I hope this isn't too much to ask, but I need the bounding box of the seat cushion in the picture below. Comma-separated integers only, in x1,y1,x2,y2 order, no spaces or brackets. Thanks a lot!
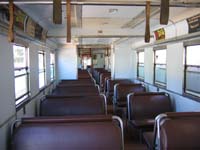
129,119,155,129
143,131,155,149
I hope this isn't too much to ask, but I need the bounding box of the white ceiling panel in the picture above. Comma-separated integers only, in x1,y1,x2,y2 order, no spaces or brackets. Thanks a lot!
13,1,200,45
81,38,118,45
82,18,131,29
82,5,144,18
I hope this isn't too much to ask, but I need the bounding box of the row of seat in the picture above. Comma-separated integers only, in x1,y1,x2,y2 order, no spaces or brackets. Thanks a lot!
11,68,200,150
11,70,124,150
11,115,124,150
90,68,110,88
91,68,200,150
91,68,172,131
143,112,200,150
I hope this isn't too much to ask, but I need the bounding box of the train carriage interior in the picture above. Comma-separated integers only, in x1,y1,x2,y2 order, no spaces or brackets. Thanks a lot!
0,0,200,150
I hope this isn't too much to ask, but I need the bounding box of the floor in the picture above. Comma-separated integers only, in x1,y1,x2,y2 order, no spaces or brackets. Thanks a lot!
108,105,147,150
124,131,147,150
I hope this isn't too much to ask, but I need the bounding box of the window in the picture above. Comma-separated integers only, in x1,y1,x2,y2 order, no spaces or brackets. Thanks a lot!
82,56,92,69
50,53,55,81
13,45,30,105
137,51,144,80
38,51,46,89
154,49,167,86
184,45,200,97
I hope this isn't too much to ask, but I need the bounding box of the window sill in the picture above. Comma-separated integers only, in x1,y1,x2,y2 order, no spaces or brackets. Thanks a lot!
16,82,55,112
183,93,200,102
154,82,166,89
39,85,47,92
137,77,144,82
16,96,31,111
51,79,56,83
136,78,200,103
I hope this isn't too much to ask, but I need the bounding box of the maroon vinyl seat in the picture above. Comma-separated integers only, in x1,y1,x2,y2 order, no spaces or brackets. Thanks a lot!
105,79,132,104
78,73,91,79
96,70,109,85
57,83,95,87
92,68,106,83
99,72,111,92
11,115,124,150
40,95,106,116
60,79,94,85
143,112,200,150
112,83,146,119
127,92,172,133
51,86,99,97
113,83,146,107
78,70,90,76
104,76,111,92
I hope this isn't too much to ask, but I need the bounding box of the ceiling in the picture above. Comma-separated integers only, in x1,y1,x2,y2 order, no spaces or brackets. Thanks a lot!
10,0,200,46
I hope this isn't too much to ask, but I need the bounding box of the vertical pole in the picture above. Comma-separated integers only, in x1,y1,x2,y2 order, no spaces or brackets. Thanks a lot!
8,0,14,42
145,1,150,43
66,0,71,43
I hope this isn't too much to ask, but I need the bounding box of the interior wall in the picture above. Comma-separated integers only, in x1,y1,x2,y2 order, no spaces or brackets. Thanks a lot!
93,53,105,68
132,41,200,112
144,47,154,84
166,43,184,94
91,50,105,69
111,44,115,78
113,43,133,79
45,49,51,85
132,50,137,79
29,43,39,96
0,35,15,126
0,35,16,150
104,56,111,71
56,44,78,80
0,34,57,150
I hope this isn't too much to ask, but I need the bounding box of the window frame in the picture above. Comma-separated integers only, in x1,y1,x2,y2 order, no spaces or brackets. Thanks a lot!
38,51,46,89
137,50,145,81
184,44,200,98
153,47,167,87
13,44,30,105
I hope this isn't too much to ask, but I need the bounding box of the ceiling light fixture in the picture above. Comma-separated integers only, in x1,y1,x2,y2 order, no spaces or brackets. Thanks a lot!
102,22,108,25
98,30,103,33
109,8,118,14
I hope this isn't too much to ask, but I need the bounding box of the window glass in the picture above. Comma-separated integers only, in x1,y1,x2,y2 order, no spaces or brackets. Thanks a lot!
185,45,200,97
154,49,166,86
138,52,144,63
13,45,29,105
38,51,46,88
155,50,166,64
187,45,200,66
50,53,55,64
137,51,145,79
14,46,26,68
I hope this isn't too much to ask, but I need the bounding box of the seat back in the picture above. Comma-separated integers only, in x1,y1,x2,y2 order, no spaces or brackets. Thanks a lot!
11,116,124,150
106,79,132,96
92,68,105,83
60,79,94,85
156,112,200,150
51,86,99,97
114,84,146,105
99,72,111,89
128,92,172,121
57,83,95,87
78,70,91,79
40,96,106,116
